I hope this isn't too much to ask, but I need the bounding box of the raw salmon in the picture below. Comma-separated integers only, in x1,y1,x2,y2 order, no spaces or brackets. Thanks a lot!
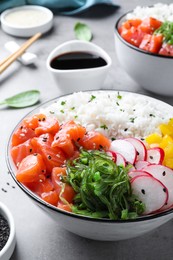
79,131,111,150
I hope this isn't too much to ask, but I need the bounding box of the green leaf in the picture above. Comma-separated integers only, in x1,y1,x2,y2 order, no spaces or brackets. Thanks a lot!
74,22,92,42
0,90,40,108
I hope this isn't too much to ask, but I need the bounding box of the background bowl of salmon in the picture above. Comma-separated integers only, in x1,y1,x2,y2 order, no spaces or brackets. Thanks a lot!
114,11,173,96
6,92,173,241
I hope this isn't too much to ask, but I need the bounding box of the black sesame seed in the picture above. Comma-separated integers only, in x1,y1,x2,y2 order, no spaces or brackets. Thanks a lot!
141,189,145,195
29,148,32,153
163,188,166,193
162,171,166,176
149,156,153,160
1,188,7,193
48,155,51,160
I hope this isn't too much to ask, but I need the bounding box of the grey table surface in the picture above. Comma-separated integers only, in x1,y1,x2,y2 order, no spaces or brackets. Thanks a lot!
1,0,173,259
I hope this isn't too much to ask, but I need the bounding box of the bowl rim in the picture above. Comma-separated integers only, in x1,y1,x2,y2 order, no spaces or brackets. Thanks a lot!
6,89,173,223
114,9,173,59
0,201,16,258
46,40,112,74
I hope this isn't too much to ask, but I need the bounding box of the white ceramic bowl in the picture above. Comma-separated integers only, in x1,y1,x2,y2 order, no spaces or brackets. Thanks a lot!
1,5,53,37
114,12,173,96
0,202,16,260
6,90,173,241
46,40,112,94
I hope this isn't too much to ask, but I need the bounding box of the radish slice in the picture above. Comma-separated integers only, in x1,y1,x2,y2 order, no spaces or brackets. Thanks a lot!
106,150,117,162
106,150,126,167
128,164,136,172
110,140,137,164
131,175,168,214
147,148,165,164
116,153,126,167
135,160,151,170
143,164,173,209
125,137,147,161
128,170,152,179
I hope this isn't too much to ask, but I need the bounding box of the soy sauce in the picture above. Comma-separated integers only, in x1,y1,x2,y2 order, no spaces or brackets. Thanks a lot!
50,51,107,70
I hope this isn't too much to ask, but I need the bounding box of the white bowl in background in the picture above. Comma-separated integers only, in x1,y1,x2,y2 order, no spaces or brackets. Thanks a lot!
0,202,16,260
114,12,173,96
1,5,53,37
46,40,112,94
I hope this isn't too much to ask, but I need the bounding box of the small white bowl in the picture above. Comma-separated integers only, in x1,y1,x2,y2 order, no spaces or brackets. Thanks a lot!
1,5,53,37
0,202,16,260
46,40,112,94
114,12,173,96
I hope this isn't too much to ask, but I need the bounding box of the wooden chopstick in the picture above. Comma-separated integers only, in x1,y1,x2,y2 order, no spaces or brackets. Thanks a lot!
0,32,42,74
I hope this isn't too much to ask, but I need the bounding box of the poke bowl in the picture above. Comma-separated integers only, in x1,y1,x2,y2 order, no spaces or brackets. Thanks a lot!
6,90,173,241
114,3,173,96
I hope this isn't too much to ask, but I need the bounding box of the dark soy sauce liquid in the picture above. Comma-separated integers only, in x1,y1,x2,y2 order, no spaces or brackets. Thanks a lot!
50,51,107,70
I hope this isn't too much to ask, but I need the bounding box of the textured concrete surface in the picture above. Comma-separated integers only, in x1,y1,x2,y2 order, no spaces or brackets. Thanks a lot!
1,0,173,259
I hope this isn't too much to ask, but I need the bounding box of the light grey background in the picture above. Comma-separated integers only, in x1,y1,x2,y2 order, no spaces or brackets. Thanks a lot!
1,1,173,259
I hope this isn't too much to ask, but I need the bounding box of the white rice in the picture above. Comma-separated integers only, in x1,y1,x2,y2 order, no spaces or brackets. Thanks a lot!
41,91,172,139
126,3,173,22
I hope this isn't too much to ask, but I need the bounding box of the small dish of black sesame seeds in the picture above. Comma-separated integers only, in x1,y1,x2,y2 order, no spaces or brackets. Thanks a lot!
0,202,16,260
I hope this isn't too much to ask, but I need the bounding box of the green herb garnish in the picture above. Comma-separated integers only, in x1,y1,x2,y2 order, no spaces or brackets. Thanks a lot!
129,117,136,123
100,124,108,130
89,95,96,102
155,21,173,45
49,111,55,114
63,150,145,220
74,22,93,42
60,109,64,113
61,101,66,106
117,92,122,100
0,90,40,108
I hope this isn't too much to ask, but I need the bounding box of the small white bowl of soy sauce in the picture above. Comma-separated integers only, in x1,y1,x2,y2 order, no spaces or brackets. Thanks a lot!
46,40,112,94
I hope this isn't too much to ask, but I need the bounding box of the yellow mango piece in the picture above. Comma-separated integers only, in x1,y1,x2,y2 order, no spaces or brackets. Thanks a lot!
159,135,173,149
150,143,160,148
164,158,173,169
159,124,173,136
145,133,162,145
168,118,173,127
164,144,173,159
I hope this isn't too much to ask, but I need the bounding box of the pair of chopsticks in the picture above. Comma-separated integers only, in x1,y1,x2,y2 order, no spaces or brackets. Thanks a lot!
0,32,42,74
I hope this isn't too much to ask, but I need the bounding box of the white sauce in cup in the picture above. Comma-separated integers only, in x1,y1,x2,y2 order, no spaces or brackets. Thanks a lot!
4,9,50,28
